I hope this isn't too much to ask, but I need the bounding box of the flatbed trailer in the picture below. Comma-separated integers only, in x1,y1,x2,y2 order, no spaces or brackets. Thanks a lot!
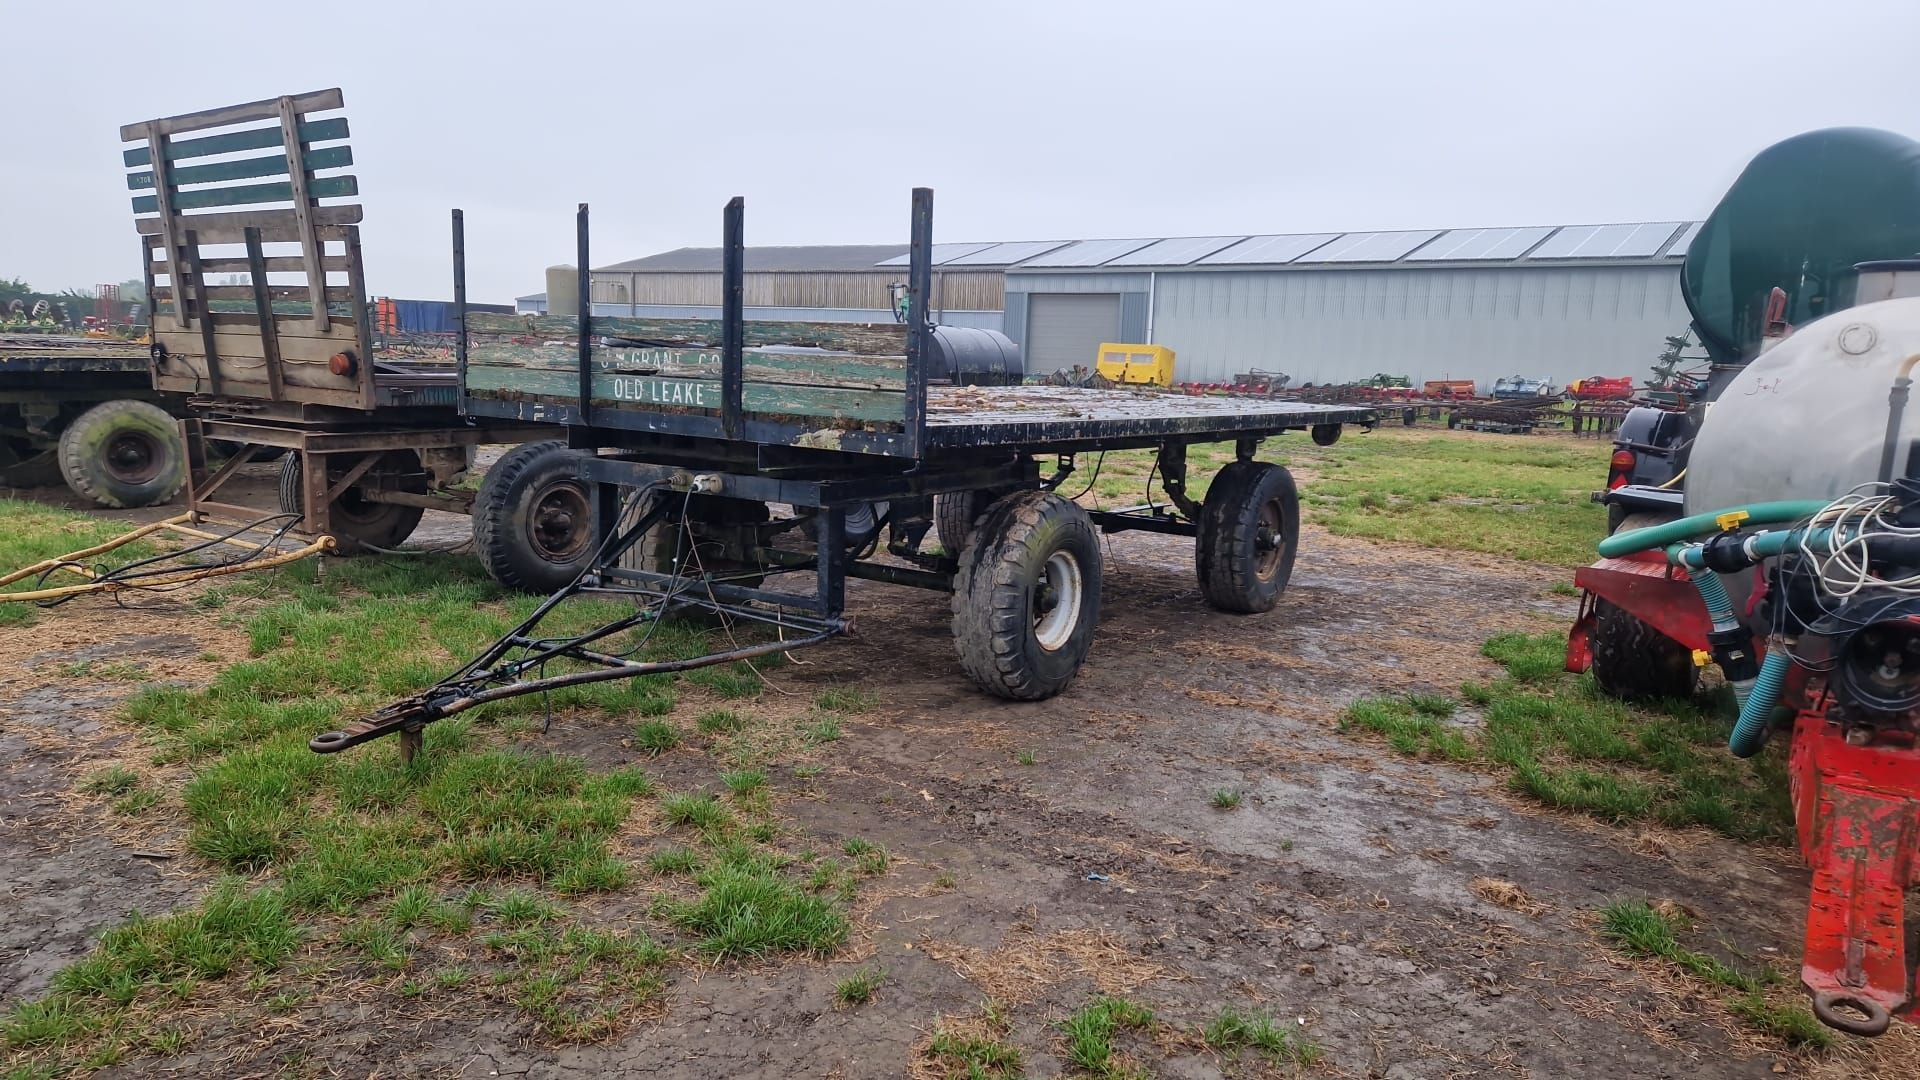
119,87,1378,756
312,181,1375,756
0,335,191,507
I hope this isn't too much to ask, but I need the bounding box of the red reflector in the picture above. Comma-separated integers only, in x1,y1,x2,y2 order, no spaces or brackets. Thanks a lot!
1610,450,1636,470
1607,475,1628,490
329,351,358,377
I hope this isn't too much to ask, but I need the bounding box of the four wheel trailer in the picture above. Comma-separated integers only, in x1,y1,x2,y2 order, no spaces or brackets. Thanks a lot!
120,89,1378,758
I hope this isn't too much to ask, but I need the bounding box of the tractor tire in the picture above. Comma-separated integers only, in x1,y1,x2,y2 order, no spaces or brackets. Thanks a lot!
1195,461,1299,614
951,490,1102,701
1589,510,1696,700
472,441,596,593
278,449,426,554
56,400,185,509
1590,599,1698,701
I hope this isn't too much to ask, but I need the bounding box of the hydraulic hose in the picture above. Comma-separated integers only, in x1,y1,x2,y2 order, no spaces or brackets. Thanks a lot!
1730,648,1793,758
1690,566,1737,624
1598,500,1832,558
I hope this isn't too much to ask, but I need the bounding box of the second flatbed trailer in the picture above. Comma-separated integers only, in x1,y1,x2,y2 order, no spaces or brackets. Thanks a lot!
311,185,1376,755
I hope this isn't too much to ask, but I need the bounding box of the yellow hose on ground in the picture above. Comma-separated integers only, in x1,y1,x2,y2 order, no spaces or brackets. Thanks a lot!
0,513,195,587
0,535,335,602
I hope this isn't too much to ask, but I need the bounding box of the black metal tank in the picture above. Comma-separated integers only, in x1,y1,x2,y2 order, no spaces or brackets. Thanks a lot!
928,326,1023,386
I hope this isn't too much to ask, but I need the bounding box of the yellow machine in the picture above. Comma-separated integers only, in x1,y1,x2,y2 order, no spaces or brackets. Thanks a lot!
1094,343,1175,387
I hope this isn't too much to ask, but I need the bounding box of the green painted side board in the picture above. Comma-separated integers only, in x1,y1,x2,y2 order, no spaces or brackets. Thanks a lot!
128,145,353,191
468,311,907,358
130,174,357,214
123,117,350,167
468,339,905,391
465,363,907,427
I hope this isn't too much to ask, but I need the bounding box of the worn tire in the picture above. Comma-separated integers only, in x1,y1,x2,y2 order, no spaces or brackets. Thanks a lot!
1195,461,1299,614
951,490,1102,701
934,490,990,555
472,441,596,592
1590,599,1698,701
278,449,426,554
56,400,185,508
1589,511,1696,700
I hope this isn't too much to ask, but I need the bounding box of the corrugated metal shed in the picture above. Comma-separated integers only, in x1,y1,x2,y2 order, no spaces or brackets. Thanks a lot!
1141,264,1686,387
998,220,1701,388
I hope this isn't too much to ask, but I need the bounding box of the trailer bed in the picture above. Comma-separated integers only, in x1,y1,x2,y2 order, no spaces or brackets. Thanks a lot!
0,336,147,375
921,385,1372,449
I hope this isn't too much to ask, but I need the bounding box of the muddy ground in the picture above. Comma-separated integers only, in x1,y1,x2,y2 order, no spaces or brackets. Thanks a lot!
2,468,1915,1079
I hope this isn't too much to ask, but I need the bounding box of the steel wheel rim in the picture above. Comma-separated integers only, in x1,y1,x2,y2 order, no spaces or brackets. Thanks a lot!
530,481,592,561
104,431,163,484
1033,550,1083,652
1253,500,1285,581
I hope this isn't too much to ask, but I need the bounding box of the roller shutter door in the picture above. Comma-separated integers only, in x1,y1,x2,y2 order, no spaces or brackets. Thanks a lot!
1025,293,1121,375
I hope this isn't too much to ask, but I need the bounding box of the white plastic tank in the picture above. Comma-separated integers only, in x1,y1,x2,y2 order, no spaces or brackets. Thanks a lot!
545,265,579,319
1686,292,1920,516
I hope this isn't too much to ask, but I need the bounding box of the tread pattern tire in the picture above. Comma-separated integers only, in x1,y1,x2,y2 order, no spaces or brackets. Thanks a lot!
951,490,1102,701
278,450,426,554
1589,510,1697,700
1590,598,1698,701
1195,461,1299,614
934,491,985,554
56,400,185,509
472,441,596,592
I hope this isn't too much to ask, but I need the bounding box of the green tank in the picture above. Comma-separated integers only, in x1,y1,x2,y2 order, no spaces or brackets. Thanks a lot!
1684,127,1920,363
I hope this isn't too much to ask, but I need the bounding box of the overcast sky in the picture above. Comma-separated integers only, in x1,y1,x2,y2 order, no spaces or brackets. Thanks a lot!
4,0,1917,303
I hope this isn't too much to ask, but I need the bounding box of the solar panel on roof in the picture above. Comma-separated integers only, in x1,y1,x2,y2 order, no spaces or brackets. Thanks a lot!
1022,238,1161,267
1528,222,1684,260
1103,236,1248,266
1295,230,1441,263
1663,221,1704,258
1197,233,1340,265
1413,226,1553,262
944,240,1072,266
874,242,997,267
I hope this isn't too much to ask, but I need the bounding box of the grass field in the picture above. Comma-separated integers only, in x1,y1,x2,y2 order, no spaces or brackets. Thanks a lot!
2,549,880,1075
1341,633,1793,844
1073,426,1612,566
0,424,1819,1075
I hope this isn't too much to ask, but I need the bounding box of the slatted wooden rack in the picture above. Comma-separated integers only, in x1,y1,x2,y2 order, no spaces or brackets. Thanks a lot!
122,89,379,411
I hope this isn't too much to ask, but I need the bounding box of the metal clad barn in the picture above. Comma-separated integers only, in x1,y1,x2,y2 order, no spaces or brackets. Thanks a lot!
1004,222,1698,385
583,221,1700,390
589,244,1015,329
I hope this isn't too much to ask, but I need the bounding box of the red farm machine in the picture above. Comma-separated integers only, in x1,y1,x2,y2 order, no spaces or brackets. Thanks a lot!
1568,127,1920,1037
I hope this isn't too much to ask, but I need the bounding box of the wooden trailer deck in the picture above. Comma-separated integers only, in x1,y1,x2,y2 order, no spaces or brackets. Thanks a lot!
1,336,148,374
920,385,1374,449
